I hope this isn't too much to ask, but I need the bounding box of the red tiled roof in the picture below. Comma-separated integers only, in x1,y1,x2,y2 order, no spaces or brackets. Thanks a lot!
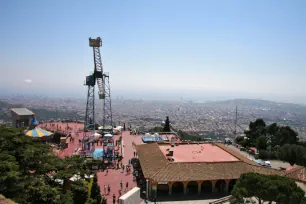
136,143,169,178
136,143,285,182
214,143,259,166
152,162,250,182
158,143,240,163
284,166,306,182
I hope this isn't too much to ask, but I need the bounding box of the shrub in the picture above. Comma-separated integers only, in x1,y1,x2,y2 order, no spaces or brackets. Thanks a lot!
258,150,278,160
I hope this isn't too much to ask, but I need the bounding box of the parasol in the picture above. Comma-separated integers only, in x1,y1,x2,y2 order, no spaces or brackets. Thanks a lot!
25,126,53,137
24,115,53,137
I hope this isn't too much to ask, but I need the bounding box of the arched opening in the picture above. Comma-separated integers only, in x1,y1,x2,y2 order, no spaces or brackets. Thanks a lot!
157,184,169,196
172,182,184,194
201,181,212,193
215,180,226,193
186,181,198,194
228,179,236,193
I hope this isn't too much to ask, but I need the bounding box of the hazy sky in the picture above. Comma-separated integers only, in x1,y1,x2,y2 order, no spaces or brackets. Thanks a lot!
1,0,306,103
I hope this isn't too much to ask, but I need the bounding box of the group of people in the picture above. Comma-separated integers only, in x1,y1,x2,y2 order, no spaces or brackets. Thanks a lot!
103,178,130,203
121,163,132,174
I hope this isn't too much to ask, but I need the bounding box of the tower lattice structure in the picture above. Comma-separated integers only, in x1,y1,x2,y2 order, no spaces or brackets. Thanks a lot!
82,37,113,156
102,72,113,135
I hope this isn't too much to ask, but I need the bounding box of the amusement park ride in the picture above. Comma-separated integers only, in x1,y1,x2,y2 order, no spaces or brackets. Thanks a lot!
82,37,114,157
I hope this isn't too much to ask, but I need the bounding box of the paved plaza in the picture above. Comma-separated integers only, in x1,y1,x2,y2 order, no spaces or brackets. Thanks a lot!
97,131,144,203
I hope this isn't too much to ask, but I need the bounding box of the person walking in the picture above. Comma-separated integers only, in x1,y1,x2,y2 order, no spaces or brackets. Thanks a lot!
104,185,106,194
112,194,116,204
108,184,111,195
120,180,123,190
125,182,129,191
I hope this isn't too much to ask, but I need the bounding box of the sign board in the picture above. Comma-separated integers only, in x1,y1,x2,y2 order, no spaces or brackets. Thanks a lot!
158,182,168,185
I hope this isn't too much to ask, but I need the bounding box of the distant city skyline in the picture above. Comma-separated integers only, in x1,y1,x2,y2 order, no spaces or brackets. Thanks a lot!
1,88,306,105
1,0,305,104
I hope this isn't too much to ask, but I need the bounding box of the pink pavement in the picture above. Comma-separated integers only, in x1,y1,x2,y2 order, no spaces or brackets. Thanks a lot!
40,122,145,203
39,122,112,158
97,131,144,203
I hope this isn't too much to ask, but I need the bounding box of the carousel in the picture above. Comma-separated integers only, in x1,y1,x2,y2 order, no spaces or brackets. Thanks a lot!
24,115,53,140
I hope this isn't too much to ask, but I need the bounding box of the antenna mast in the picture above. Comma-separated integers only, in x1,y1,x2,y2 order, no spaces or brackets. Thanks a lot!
234,105,238,138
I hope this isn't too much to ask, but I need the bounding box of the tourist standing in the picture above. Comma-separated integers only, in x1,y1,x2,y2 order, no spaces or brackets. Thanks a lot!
108,184,111,194
113,194,116,204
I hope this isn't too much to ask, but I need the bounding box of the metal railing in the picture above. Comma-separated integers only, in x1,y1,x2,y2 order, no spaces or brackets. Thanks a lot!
209,195,232,204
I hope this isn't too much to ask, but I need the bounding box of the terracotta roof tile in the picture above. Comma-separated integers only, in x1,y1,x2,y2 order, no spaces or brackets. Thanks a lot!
136,143,289,182
214,143,259,166
152,162,251,182
136,143,168,178
249,165,284,176
285,166,306,182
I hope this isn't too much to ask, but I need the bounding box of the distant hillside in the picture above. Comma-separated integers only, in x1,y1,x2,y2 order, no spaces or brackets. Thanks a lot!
0,100,22,109
0,100,82,123
204,99,306,115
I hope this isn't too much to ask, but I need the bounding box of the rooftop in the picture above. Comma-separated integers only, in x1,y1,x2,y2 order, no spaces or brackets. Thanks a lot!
10,108,34,116
136,143,284,182
159,143,239,163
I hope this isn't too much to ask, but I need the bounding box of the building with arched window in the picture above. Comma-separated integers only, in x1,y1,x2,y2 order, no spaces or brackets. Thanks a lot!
136,142,285,198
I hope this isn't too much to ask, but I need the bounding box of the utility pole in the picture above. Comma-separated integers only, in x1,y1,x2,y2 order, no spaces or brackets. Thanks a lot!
234,105,238,138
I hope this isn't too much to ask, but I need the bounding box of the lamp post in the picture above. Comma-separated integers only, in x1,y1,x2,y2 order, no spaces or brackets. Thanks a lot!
146,179,149,200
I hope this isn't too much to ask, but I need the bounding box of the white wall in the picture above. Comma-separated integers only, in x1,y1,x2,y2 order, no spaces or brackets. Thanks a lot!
296,181,306,196
119,187,141,204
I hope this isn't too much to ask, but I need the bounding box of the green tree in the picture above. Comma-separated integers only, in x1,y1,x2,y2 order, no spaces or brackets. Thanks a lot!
54,155,88,192
275,126,299,146
256,136,268,150
234,136,244,144
24,177,61,204
231,173,305,204
0,125,93,203
71,181,88,204
278,144,305,166
266,123,279,148
0,154,21,198
60,192,74,204
102,198,107,204
90,174,102,204
244,119,266,146
163,116,171,132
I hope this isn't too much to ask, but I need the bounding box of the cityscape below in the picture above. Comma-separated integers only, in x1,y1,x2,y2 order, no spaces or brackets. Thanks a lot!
1,94,306,140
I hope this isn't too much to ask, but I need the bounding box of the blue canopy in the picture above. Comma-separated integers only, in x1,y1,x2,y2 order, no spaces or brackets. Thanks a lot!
31,115,39,126
93,149,104,159
142,135,163,143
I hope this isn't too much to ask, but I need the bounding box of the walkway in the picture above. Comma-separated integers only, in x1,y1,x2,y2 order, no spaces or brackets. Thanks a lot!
97,131,143,203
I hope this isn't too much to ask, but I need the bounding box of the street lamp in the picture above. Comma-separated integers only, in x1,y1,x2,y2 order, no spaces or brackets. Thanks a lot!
146,179,149,200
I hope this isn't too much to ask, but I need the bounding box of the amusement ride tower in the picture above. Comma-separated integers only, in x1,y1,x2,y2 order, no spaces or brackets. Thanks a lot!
82,37,113,156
